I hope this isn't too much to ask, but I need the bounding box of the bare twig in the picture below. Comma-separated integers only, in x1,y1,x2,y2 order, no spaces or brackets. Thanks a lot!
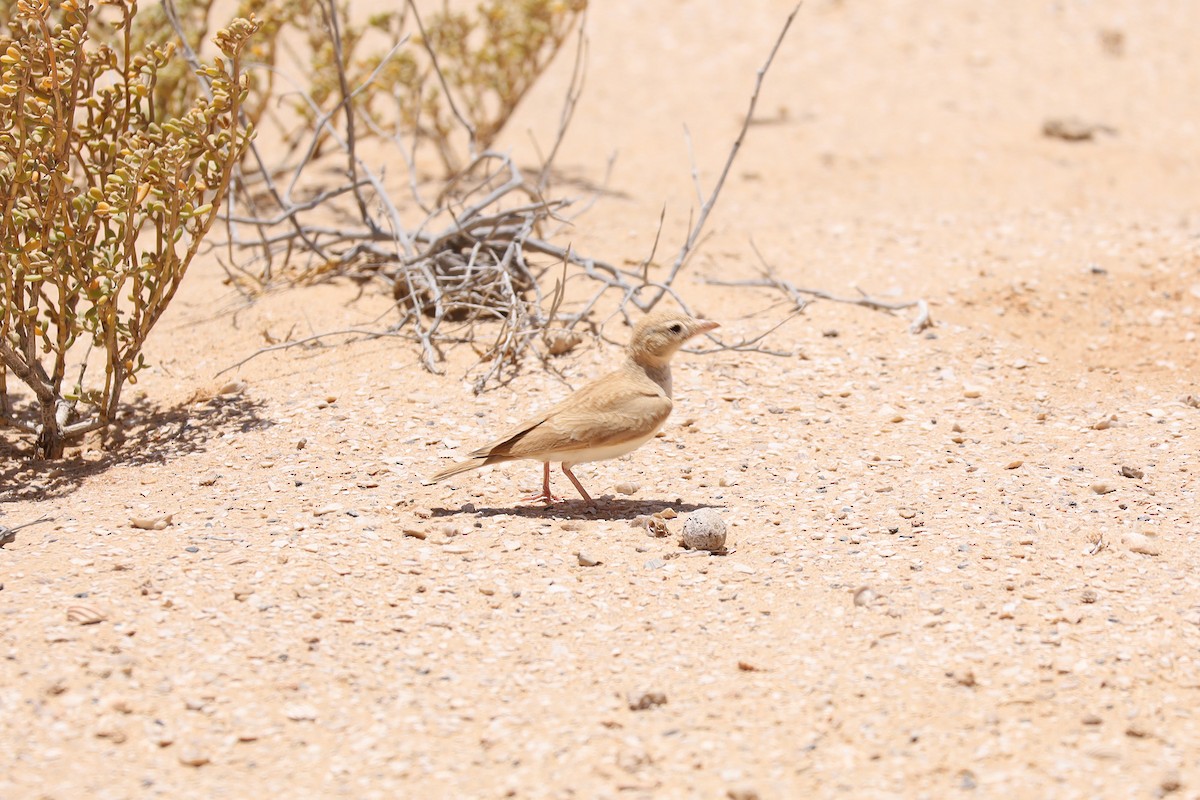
640,206,667,285
686,310,800,357
162,1,335,284
536,12,589,195
319,0,376,233
641,1,803,312
406,0,477,165
705,238,935,334
0,515,53,548
683,124,705,208
215,328,412,378
704,277,934,331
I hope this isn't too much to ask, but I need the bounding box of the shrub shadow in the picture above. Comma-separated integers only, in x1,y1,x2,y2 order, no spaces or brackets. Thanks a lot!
0,391,272,503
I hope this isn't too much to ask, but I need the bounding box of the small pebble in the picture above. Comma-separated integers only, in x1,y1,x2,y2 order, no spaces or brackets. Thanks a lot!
727,789,761,800
627,691,667,711
614,482,640,496
576,552,601,567
1160,771,1182,793
950,670,977,687
66,605,105,625
93,719,128,744
149,724,175,748
1120,465,1144,479
178,744,211,767
1091,482,1115,495
285,704,319,722
1123,532,1161,556
1005,460,1023,470
131,514,173,531
853,587,876,607
681,508,727,552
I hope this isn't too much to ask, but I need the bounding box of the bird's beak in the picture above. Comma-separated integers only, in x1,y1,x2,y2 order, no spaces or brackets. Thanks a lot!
692,319,720,336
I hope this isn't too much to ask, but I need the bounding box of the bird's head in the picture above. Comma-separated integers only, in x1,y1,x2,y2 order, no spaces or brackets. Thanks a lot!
627,310,719,367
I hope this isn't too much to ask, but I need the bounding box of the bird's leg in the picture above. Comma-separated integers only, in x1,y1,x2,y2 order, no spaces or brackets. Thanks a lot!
521,461,563,504
561,464,596,506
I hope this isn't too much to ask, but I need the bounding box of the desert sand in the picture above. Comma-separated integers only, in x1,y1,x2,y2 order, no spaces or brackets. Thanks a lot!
3,1,1199,797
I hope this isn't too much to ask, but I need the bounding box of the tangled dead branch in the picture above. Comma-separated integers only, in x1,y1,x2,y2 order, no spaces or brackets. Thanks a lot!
209,2,805,390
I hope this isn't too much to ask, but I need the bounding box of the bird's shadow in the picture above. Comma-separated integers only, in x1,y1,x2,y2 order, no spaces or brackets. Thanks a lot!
431,497,722,522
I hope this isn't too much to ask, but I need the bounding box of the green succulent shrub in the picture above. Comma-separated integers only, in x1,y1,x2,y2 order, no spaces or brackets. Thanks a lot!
0,0,258,457
99,0,587,174
353,0,588,173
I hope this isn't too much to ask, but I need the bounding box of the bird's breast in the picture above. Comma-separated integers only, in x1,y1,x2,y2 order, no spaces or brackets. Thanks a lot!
642,364,672,398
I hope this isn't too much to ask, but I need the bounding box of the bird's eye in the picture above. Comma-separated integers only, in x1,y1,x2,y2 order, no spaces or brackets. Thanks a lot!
668,323,683,334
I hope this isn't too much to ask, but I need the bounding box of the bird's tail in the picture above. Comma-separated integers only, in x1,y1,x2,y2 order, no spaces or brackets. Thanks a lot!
428,456,489,483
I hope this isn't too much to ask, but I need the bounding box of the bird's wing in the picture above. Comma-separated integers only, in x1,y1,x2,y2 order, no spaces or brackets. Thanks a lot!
470,375,672,460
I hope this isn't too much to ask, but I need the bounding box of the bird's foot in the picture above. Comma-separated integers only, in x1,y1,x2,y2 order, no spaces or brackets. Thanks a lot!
520,490,564,505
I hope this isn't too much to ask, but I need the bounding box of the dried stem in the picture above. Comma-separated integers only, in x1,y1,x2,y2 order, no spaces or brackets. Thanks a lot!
406,0,477,167
704,239,935,334
640,1,804,313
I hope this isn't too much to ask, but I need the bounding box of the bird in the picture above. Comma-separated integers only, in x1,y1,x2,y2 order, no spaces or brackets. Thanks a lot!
429,309,719,506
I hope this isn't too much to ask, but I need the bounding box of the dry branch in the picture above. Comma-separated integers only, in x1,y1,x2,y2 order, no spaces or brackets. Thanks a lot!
214,2,805,389
704,239,935,334
638,2,804,315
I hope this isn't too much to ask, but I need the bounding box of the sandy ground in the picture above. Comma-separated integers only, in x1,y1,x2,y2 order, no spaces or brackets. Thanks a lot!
3,1,1200,797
